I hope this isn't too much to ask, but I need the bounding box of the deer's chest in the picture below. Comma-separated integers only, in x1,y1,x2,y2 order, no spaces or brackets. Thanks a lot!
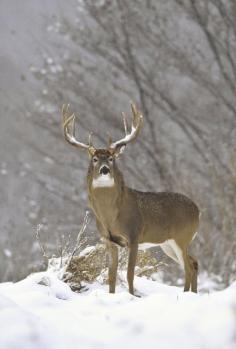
90,192,119,228
90,193,129,246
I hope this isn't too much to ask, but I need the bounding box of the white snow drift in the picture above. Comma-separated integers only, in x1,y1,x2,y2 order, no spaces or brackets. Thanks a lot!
0,272,235,349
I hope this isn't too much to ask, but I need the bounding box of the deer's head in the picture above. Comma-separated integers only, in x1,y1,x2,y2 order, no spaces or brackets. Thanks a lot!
62,103,143,188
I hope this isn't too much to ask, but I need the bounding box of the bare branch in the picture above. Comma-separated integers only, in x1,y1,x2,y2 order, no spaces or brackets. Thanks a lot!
35,224,50,261
66,210,91,267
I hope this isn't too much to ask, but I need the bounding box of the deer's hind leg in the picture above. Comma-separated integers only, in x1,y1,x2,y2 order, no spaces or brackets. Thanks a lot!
189,255,198,293
161,239,194,292
174,241,198,293
181,249,193,292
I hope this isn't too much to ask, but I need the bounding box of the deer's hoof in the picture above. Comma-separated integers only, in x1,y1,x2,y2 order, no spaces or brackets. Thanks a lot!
130,289,142,298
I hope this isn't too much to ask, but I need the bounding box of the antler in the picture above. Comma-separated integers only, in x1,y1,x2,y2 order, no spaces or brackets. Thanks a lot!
62,104,95,152
109,102,143,151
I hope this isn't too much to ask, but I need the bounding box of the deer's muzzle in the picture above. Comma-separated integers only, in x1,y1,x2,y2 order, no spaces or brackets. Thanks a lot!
99,166,110,175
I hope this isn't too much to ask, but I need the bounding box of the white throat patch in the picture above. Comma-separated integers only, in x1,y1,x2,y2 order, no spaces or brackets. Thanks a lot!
92,174,115,188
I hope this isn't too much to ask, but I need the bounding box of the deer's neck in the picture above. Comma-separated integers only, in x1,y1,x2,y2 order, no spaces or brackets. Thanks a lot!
87,165,125,225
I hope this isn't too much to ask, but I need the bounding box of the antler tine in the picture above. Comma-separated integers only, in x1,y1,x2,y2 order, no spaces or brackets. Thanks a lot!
62,103,68,125
131,102,140,127
107,132,113,147
62,112,75,139
122,112,128,136
88,132,93,147
62,104,94,150
71,114,76,138
110,102,143,151
63,111,76,138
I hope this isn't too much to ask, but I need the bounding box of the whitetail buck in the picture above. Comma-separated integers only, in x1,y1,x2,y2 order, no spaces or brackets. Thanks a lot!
62,103,199,294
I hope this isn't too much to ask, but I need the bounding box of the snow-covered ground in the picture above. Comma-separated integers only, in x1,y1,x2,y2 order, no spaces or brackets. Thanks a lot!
0,272,235,349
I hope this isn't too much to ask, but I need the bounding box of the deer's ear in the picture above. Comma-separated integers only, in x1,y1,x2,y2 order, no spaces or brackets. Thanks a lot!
114,145,126,157
88,147,96,157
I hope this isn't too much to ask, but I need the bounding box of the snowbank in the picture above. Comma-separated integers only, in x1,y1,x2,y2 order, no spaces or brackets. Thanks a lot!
0,272,235,349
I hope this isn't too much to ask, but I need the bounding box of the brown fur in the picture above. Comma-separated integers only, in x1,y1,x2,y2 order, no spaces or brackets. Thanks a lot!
62,104,199,295
87,149,199,295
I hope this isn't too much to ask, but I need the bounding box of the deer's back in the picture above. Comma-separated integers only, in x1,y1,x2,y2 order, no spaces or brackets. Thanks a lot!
131,189,200,244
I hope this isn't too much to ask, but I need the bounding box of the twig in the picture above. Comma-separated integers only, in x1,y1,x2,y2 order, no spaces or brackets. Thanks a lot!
35,224,50,260
66,210,91,267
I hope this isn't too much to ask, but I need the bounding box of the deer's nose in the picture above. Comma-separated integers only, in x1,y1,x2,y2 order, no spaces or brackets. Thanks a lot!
100,166,110,175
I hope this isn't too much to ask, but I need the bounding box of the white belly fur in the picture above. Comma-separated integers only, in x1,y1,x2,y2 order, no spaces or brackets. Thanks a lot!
139,239,184,268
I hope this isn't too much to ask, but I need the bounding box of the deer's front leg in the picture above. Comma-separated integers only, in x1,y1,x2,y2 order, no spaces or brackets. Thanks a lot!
127,242,138,295
106,241,118,293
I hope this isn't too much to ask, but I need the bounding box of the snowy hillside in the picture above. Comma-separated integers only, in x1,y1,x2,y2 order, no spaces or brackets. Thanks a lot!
0,272,235,349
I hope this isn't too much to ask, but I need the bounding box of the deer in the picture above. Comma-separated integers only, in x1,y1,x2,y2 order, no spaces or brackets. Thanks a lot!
62,103,200,295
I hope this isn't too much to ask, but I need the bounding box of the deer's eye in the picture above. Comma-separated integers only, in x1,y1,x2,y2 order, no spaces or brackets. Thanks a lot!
93,157,98,163
108,157,113,163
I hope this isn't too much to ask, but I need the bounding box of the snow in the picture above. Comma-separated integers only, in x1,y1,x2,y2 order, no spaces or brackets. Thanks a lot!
0,272,235,349
79,245,97,257
3,249,12,258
